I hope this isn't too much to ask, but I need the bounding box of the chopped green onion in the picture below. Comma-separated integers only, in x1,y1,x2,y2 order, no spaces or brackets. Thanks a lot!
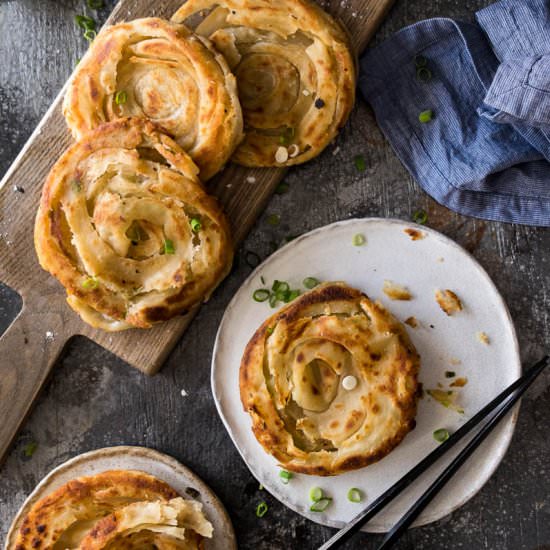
309,487,323,502
418,110,433,123
275,182,289,195
352,233,366,246
275,289,289,302
433,428,450,443
256,501,268,517
354,154,366,172
414,55,428,67
87,0,104,8
258,484,264,491
416,67,432,82
310,498,332,512
84,29,97,42
267,214,280,226
279,470,293,484
163,239,175,255
413,209,428,224
260,276,266,285
266,326,274,335
303,277,320,289
23,441,38,457
272,280,289,293
285,289,300,302
115,90,127,105
253,289,270,302
279,127,295,145
269,293,278,308
72,180,82,193
347,488,362,503
190,218,202,232
75,15,96,31
82,276,99,290
445,371,456,378
245,251,261,269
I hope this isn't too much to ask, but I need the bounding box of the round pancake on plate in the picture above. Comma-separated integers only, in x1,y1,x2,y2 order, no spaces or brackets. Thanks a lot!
172,0,356,167
12,470,179,549
240,282,421,476
63,17,243,180
35,118,233,331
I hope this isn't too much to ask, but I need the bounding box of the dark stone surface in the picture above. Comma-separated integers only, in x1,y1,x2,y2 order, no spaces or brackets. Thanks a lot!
0,1,549,549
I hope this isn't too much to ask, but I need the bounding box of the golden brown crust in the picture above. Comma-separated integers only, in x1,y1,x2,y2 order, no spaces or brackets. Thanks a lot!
63,17,243,180
239,282,421,476
14,470,178,549
34,118,233,331
173,0,356,167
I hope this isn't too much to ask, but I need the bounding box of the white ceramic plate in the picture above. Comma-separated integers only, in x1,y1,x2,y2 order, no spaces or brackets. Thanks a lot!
5,446,237,550
212,218,520,532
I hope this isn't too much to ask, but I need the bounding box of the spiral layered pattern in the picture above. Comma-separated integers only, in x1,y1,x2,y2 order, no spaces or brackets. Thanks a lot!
35,118,233,331
63,18,243,180
173,0,356,167
13,471,212,550
240,282,420,475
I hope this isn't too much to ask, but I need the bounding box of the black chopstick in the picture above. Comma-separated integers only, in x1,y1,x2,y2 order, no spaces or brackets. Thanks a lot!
319,355,549,550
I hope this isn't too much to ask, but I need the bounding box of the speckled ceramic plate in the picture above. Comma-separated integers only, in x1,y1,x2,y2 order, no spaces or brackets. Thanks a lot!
5,446,237,550
212,218,521,532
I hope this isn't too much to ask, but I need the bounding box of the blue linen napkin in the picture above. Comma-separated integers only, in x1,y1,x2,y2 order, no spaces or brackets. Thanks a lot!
359,0,550,226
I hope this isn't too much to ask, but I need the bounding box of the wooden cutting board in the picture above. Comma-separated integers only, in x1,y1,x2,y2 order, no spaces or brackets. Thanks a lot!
0,0,394,462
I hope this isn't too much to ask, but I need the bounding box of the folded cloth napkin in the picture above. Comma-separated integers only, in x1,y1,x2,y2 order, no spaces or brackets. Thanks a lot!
359,0,550,226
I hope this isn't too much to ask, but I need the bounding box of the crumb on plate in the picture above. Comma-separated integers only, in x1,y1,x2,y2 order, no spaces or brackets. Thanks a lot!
435,289,463,315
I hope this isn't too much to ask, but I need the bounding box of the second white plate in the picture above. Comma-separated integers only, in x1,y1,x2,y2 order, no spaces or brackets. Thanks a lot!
212,218,520,532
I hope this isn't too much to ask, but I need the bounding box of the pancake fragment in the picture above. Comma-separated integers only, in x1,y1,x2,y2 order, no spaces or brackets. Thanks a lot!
13,471,212,550
240,282,421,476
35,118,233,331
63,17,243,180
172,0,356,167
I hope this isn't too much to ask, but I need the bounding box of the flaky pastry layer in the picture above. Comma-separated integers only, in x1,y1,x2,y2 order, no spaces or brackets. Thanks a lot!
240,282,420,475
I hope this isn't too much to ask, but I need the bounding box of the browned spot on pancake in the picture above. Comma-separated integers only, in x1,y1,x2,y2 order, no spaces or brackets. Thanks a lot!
296,352,304,362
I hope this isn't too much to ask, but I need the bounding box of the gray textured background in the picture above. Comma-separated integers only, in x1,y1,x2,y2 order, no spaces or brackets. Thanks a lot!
0,1,549,548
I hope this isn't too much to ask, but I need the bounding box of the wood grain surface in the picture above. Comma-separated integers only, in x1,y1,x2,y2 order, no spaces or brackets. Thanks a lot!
0,0,394,465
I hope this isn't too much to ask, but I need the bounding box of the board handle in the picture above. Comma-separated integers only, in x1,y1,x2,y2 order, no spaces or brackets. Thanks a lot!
0,303,67,464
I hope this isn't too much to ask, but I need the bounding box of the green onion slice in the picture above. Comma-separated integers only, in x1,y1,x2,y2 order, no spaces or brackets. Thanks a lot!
279,470,293,484
256,501,268,517
418,110,433,123
87,0,104,8
260,275,266,285
433,428,450,443
266,326,274,335
84,29,97,42
347,488,362,503
115,90,127,105
163,239,175,255
445,370,456,378
269,293,278,308
23,441,38,457
253,289,270,302
309,487,323,502
72,180,82,193
75,15,96,30
413,209,428,224
285,290,300,302
310,498,332,512
272,280,289,293
414,55,428,67
82,276,99,290
352,233,366,246
303,277,320,289
190,218,202,232
416,67,432,82
267,214,280,226
354,154,367,172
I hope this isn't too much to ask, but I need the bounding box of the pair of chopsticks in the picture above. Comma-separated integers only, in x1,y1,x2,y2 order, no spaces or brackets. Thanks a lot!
319,355,549,550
